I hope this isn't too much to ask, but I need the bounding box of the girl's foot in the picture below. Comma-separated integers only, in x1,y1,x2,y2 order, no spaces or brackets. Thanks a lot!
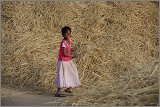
64,88,72,93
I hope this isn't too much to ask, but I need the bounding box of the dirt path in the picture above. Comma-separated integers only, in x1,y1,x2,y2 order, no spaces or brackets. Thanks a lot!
1,87,72,106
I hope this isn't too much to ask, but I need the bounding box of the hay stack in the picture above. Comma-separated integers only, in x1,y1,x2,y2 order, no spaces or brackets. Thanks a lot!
2,1,159,105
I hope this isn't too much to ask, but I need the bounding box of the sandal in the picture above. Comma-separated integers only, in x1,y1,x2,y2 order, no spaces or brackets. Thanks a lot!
54,93,66,97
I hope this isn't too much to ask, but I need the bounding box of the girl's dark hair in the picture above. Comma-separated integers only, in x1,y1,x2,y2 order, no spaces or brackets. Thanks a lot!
61,26,71,36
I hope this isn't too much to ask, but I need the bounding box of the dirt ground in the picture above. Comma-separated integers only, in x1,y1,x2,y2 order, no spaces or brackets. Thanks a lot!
1,86,73,106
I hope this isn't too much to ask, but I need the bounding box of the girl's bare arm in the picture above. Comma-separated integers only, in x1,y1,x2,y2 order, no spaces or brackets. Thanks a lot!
62,47,75,58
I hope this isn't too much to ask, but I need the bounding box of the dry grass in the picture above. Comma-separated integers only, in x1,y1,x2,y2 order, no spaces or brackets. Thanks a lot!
1,1,159,106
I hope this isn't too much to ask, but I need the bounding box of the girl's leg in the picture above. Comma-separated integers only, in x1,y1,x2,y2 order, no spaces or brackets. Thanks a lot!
67,87,71,90
65,87,72,93
56,88,61,94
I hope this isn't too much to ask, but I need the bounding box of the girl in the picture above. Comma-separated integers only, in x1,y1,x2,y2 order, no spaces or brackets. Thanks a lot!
54,26,81,97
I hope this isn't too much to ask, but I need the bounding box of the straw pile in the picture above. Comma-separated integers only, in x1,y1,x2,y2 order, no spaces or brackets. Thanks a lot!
2,1,159,106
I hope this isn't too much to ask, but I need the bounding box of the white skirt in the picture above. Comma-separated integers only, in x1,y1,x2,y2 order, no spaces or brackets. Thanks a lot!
54,60,81,88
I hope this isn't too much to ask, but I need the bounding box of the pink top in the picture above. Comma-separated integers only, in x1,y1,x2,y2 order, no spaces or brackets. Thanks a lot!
58,38,72,61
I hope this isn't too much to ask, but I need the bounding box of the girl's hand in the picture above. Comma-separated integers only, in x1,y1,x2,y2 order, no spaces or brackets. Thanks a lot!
71,51,81,59
72,54,76,58
77,51,81,55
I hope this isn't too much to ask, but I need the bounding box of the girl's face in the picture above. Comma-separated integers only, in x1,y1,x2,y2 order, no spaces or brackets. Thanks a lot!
64,30,71,39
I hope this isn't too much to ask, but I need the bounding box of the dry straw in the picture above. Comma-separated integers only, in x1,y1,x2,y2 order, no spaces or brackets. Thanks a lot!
1,1,159,106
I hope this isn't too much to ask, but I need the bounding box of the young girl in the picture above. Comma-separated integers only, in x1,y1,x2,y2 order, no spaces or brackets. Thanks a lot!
54,26,81,97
